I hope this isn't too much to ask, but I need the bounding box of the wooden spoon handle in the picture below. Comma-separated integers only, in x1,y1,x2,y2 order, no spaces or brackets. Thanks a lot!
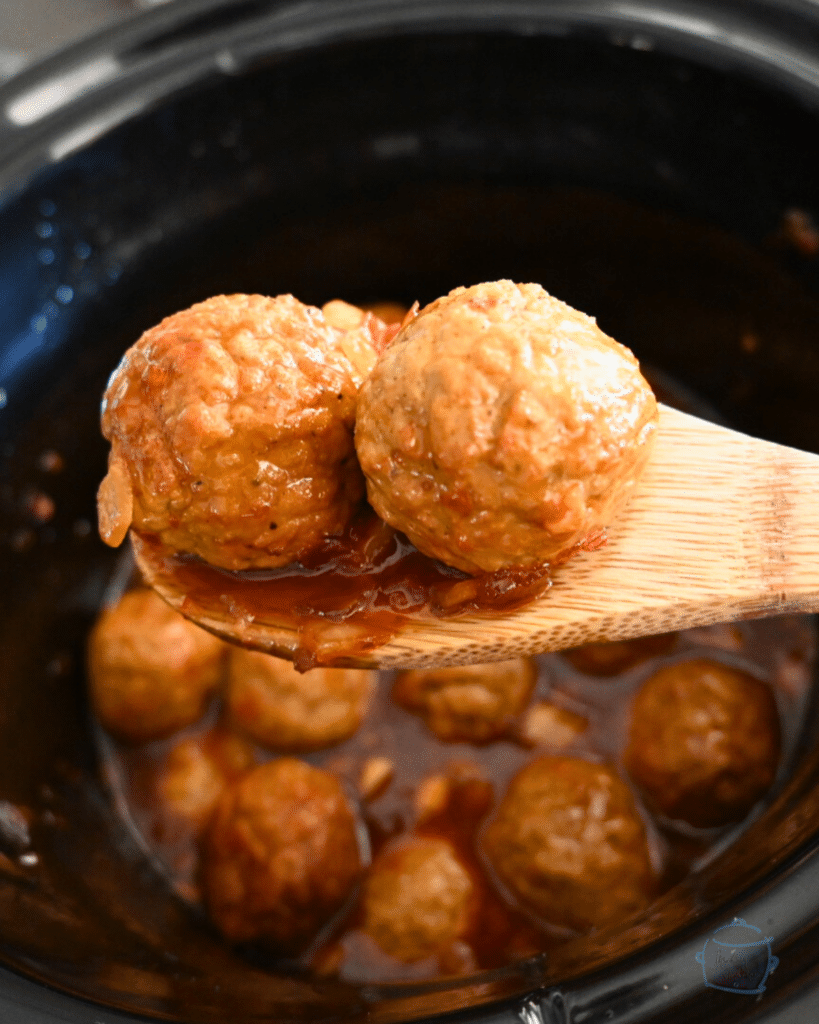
623,404,819,610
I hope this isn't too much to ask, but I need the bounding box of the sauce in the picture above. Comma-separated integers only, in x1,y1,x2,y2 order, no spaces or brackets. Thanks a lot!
134,508,553,670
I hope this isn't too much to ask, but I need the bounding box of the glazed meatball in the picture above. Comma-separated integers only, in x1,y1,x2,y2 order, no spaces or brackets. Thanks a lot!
355,280,658,573
361,836,477,963
624,659,781,828
158,729,256,833
98,293,383,570
482,756,654,932
393,659,536,742
204,758,362,949
88,589,226,743
226,649,375,752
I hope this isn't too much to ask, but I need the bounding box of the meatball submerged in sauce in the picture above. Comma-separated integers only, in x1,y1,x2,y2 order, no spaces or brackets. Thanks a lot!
356,280,658,573
203,758,363,951
624,659,781,827
360,836,479,966
393,658,536,742
482,756,655,933
97,294,388,570
158,728,257,835
226,649,375,752
88,589,227,743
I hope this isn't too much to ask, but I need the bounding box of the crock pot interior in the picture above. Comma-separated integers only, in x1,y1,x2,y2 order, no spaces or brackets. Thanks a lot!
3,4,819,1021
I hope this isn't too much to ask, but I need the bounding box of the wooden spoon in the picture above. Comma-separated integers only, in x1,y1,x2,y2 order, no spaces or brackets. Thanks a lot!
134,404,819,669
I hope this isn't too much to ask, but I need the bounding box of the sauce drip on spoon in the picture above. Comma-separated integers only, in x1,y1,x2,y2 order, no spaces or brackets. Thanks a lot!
133,507,553,670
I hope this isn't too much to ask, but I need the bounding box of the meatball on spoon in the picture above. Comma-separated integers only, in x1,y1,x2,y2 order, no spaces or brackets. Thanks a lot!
133,403,819,669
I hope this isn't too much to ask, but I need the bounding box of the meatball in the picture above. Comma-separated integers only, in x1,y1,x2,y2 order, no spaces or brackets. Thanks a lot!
482,756,654,932
226,649,375,752
355,280,658,573
393,659,536,742
361,836,478,963
88,589,226,742
157,729,256,832
624,659,781,828
204,758,362,949
98,293,383,570
564,633,677,676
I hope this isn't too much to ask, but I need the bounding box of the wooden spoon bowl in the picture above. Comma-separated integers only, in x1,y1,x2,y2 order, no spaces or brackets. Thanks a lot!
134,404,819,669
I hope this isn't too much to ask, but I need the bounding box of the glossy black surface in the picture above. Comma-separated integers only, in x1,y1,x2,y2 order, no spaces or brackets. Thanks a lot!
3,0,819,1021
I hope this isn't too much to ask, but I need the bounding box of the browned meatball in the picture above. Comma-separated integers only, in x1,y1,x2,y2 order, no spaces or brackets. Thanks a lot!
482,756,654,932
157,729,257,833
204,758,362,950
98,294,383,570
355,280,658,573
564,633,677,676
88,589,226,742
361,836,478,963
624,659,781,828
393,659,536,742
226,649,375,752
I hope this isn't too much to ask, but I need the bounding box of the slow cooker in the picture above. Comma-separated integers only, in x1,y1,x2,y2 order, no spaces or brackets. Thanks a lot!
3,0,819,1020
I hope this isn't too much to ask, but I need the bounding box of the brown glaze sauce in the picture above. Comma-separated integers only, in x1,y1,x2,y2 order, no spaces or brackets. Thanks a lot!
138,508,554,670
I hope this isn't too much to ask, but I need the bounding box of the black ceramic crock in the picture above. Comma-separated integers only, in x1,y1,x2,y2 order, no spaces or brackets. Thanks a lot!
3,0,819,1021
